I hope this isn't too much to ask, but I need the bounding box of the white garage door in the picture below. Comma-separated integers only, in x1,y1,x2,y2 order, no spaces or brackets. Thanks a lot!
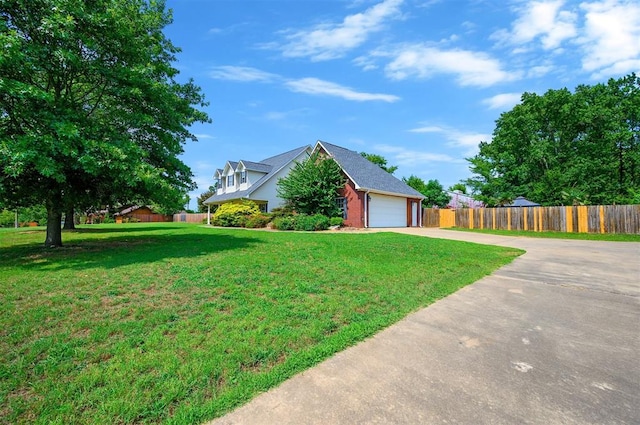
369,194,407,227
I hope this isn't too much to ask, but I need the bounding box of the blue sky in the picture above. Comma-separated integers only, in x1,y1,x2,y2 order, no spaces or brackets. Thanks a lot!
163,0,640,210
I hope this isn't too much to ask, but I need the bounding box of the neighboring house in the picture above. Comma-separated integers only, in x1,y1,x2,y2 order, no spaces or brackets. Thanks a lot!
506,196,540,207
204,145,313,213
114,205,172,223
446,191,485,209
315,141,424,228
205,141,424,228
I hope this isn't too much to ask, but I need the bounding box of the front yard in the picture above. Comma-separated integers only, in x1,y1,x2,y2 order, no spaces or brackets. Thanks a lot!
0,224,521,424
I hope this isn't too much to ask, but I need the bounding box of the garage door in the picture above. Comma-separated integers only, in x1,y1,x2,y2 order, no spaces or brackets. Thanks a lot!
369,194,407,227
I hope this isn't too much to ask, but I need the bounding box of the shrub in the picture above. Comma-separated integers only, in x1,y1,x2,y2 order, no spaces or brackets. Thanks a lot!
211,201,260,227
329,217,344,227
293,214,330,231
272,216,296,231
245,214,271,229
269,205,295,219
0,209,15,227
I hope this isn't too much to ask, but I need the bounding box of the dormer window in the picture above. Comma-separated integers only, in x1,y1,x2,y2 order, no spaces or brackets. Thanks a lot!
240,171,247,184
227,175,234,186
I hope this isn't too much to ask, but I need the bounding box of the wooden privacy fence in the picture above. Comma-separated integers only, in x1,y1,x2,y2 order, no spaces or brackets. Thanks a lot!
423,205,640,234
172,213,208,223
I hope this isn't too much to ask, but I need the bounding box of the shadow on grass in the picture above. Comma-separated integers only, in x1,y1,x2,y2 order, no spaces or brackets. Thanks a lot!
65,224,188,234
0,230,262,272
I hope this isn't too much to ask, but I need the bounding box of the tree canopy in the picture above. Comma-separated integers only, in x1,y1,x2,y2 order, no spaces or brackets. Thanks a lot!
403,175,449,208
0,0,210,246
360,152,398,174
466,74,640,206
277,152,345,217
197,186,216,213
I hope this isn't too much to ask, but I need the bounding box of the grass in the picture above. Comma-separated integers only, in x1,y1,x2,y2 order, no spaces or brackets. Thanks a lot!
0,223,521,424
447,227,640,242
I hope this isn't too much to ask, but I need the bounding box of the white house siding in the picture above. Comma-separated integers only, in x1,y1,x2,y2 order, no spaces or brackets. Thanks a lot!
368,193,407,227
250,151,309,212
247,170,267,187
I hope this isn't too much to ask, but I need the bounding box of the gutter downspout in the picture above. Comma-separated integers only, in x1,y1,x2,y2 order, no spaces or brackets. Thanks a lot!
364,191,370,228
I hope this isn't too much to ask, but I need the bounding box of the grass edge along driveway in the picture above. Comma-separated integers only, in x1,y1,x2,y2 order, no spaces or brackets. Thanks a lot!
0,224,522,424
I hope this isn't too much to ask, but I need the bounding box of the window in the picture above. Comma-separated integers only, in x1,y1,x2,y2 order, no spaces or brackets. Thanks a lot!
240,171,247,184
227,175,234,186
259,203,268,213
335,197,347,219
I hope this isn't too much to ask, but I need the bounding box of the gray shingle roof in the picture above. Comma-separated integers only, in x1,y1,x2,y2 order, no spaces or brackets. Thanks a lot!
317,141,424,199
508,196,540,207
204,145,311,204
240,160,272,173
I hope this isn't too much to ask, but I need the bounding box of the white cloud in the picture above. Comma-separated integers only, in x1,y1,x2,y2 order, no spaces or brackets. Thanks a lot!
373,144,458,166
194,133,215,140
273,0,403,61
527,64,554,77
262,108,312,121
353,55,379,71
382,44,517,87
408,124,490,155
285,78,400,102
491,0,577,50
579,0,640,78
209,66,279,82
481,93,522,110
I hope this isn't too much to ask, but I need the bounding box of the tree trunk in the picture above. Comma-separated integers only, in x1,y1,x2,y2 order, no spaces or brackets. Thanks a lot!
63,206,76,230
45,193,63,248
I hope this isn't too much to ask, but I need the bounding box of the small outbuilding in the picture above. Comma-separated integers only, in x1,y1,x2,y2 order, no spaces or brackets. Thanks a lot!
507,196,540,207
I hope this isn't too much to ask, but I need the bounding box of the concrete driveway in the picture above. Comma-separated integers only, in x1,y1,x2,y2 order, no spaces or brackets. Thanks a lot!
209,229,640,425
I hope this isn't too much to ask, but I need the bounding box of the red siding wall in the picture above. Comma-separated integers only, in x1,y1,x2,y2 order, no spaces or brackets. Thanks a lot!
340,179,365,228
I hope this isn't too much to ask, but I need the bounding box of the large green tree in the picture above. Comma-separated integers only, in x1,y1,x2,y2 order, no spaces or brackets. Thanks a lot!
0,0,209,246
403,175,449,208
197,185,216,213
360,152,398,174
466,74,640,206
277,152,345,216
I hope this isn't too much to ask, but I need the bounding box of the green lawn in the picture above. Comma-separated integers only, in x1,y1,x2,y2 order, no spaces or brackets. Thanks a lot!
0,224,522,424
447,227,640,242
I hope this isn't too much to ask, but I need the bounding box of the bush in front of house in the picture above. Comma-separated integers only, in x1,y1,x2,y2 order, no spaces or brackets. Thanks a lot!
269,205,295,219
211,201,261,227
272,215,296,231
245,214,271,228
294,214,330,231
329,217,344,227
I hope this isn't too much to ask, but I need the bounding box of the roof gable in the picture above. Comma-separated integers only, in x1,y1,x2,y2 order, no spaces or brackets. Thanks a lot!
314,140,424,199
204,145,311,204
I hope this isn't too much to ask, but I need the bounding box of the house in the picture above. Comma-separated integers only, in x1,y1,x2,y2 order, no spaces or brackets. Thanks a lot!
316,141,424,227
206,141,424,228
506,196,540,207
114,205,172,223
446,190,485,209
204,145,313,213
